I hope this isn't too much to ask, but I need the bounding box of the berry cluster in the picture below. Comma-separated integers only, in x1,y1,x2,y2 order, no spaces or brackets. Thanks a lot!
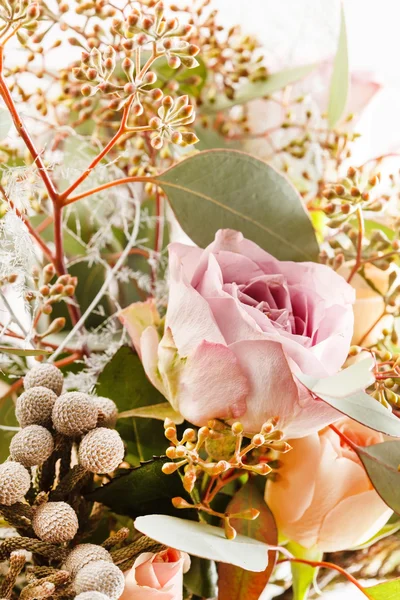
0,363,129,598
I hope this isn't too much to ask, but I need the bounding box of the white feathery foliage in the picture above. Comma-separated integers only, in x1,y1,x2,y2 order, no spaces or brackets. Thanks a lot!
0,212,36,288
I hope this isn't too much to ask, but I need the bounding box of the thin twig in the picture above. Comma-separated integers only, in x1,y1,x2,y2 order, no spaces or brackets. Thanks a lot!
0,290,29,338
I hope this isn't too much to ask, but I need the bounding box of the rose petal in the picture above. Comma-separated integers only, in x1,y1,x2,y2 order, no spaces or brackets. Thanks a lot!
228,340,300,433
318,490,392,552
166,251,225,356
178,340,249,425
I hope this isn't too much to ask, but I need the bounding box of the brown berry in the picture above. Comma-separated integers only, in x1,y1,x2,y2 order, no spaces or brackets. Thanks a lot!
93,397,118,428
74,560,124,599
79,428,124,474
10,425,54,467
33,502,79,543
24,364,63,395
16,387,57,427
52,392,98,436
63,544,112,577
0,462,30,505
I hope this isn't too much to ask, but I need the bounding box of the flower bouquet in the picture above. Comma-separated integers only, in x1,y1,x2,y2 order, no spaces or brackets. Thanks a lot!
0,1,400,599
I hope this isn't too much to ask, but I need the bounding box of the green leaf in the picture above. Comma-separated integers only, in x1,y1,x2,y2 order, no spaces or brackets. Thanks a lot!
328,5,349,128
355,440,400,514
118,402,183,424
96,346,168,464
87,457,193,520
367,579,400,599
287,542,323,600
204,64,317,113
218,480,278,600
156,150,319,262
184,557,218,599
0,107,12,140
0,347,51,357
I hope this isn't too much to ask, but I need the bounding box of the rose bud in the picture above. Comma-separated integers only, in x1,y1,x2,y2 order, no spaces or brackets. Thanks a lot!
120,548,190,600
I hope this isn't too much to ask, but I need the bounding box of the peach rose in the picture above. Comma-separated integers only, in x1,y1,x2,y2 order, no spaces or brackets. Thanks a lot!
120,548,190,600
338,262,397,347
266,417,392,552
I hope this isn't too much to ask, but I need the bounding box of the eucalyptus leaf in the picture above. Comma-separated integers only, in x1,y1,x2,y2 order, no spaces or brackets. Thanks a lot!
218,481,278,600
0,347,51,357
355,440,400,514
328,5,349,128
297,357,400,437
156,150,319,262
286,542,323,600
87,457,193,520
0,107,12,140
204,64,317,113
135,514,282,572
366,579,400,599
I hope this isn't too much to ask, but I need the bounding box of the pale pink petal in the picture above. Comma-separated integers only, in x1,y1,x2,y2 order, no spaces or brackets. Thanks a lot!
166,252,225,356
119,299,160,357
168,243,203,282
228,340,300,434
178,341,249,426
206,296,264,344
284,379,340,439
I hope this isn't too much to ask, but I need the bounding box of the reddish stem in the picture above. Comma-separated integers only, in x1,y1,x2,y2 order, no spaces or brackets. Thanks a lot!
329,424,358,451
63,175,154,206
278,558,371,598
0,48,58,202
59,96,134,202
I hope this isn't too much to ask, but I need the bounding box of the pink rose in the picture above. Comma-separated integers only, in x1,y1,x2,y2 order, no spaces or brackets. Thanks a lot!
120,548,190,600
266,418,392,552
120,229,354,438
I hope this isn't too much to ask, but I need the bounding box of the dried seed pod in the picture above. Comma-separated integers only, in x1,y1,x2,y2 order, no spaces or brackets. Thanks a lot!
75,593,111,600
74,560,125,599
52,392,98,436
16,386,57,427
64,544,112,577
79,428,124,474
10,425,54,467
0,462,31,505
24,364,64,395
33,502,79,543
93,396,118,428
